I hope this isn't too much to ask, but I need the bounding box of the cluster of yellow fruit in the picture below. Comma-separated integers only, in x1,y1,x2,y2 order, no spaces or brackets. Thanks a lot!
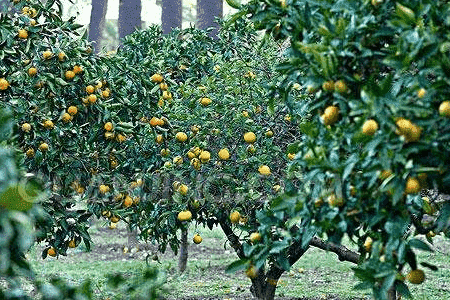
321,79,348,94
82,81,110,106
395,118,421,143
186,146,210,170
173,181,189,195
229,210,249,225
101,209,121,228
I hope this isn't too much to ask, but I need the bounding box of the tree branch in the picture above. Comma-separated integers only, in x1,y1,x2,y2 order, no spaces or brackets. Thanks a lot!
219,220,246,259
309,236,360,264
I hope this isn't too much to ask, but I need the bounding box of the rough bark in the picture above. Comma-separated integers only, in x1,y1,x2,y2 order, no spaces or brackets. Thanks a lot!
309,236,360,264
178,228,188,272
161,0,182,35
118,0,142,41
89,0,109,52
196,0,223,39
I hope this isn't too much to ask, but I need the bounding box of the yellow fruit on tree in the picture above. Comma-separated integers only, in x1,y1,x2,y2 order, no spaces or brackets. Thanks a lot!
177,210,192,222
87,94,97,104
178,184,188,195
439,101,450,117
258,165,271,176
193,234,203,244
159,82,168,90
176,132,188,142
26,148,35,158
265,130,274,138
61,113,72,123
246,265,258,279
110,215,120,223
250,232,262,243
288,153,295,160
406,269,425,284
21,123,31,132
39,142,49,152
162,90,172,100
28,67,37,77
86,85,95,94
200,97,212,106
73,65,83,74
199,151,211,163
58,52,66,61
322,80,335,92
191,125,200,133
218,148,230,160
362,119,379,136
173,156,183,165
0,78,10,90
68,240,76,248
230,211,240,224
42,50,53,60
67,106,77,116
99,184,110,194
379,169,393,181
244,132,256,143
155,134,163,144
43,120,54,129
104,132,115,139
104,122,113,131
109,222,118,229
47,247,57,257
242,110,249,117
321,106,339,126
364,237,373,252
405,177,420,194
101,89,110,98
371,0,382,7
160,148,170,157
327,193,344,207
151,73,164,83
334,80,348,94
417,88,426,98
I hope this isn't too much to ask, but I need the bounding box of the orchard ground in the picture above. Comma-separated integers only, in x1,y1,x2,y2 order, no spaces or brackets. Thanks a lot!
28,220,450,300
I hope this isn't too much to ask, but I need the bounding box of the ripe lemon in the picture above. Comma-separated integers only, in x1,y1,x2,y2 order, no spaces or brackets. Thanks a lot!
160,148,170,157
362,119,379,136
47,247,57,257
242,110,249,117
43,120,54,129
244,132,256,143
190,158,201,170
101,89,110,98
218,148,230,160
58,52,66,61
66,106,78,116
406,269,425,284
150,117,161,127
164,161,172,168
61,113,72,123
104,132,115,139
405,177,420,194
187,151,196,160
258,165,271,176
162,91,172,100
417,88,426,98
287,153,295,160
250,232,262,243
123,196,133,208
193,234,203,244
42,50,52,60
109,222,118,229
334,80,348,94
86,85,95,94
177,210,192,221
246,265,258,279
160,82,168,90
104,122,113,131
26,148,35,158
191,125,200,133
284,114,291,122
99,184,110,194
73,65,83,74
439,101,450,117
322,80,335,92
0,78,10,90
176,132,188,142
364,237,373,252
28,67,37,76
151,73,164,83
178,184,188,195
230,211,240,224
192,147,201,156
21,123,31,132
321,106,339,126
200,97,212,106
68,240,76,248
273,184,281,192
39,143,49,152
199,151,211,163
87,94,97,104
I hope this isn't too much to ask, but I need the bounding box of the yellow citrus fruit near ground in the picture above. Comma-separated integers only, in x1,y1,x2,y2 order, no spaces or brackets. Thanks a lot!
68,240,76,248
73,65,83,74
199,151,211,163
43,120,54,129
250,232,262,243
42,50,53,60
405,177,420,194
109,222,118,229
151,73,164,83
218,148,230,160
47,247,57,257
39,142,49,152
230,211,240,224
67,106,78,116
321,106,339,126
439,101,450,117
362,119,379,135
200,97,212,106
417,88,426,98
176,132,188,142
177,210,192,222
61,113,72,123
244,132,256,143
86,85,95,94
258,165,271,176
334,80,348,94
28,67,37,76
246,265,258,279
0,78,10,90
178,184,188,195
164,161,172,168
406,269,425,284
104,122,113,131
187,151,196,160
322,80,335,92
99,184,110,194
21,123,31,132
193,234,203,244
26,148,35,158
110,215,120,223
364,237,373,252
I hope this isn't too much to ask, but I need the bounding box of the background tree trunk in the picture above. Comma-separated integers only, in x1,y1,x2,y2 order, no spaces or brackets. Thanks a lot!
196,0,223,38
89,0,109,52
161,0,182,35
118,0,142,41
178,228,188,272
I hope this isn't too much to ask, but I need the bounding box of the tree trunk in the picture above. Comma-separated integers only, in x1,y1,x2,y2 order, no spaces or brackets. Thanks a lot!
387,285,397,300
89,0,109,52
118,0,142,41
161,0,182,35
178,228,188,272
196,0,223,39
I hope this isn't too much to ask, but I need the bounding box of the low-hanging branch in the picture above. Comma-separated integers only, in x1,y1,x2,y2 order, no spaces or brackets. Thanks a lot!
309,236,360,264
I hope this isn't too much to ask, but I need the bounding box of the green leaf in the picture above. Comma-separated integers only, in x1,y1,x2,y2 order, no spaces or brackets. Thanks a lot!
408,238,433,252
225,0,241,9
225,259,248,273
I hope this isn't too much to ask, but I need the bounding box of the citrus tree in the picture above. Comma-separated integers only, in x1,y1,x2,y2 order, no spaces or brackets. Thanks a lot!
220,0,450,299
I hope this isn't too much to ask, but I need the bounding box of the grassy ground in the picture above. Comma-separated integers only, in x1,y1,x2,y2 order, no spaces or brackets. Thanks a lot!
27,220,450,300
